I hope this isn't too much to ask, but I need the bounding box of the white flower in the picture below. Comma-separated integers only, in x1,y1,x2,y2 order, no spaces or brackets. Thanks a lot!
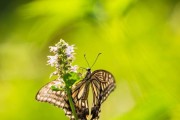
49,71,58,78
47,39,79,78
53,79,65,88
70,65,78,73
59,39,68,47
47,55,58,67
67,54,74,60
49,46,58,53
65,45,74,57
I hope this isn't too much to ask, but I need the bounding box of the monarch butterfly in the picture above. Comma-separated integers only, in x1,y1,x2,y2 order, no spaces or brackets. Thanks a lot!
36,55,116,120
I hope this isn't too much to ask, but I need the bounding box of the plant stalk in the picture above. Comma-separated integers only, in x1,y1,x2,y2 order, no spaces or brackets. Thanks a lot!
66,86,78,120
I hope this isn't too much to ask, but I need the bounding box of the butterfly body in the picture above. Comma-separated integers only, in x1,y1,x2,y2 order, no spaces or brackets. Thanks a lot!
36,69,115,120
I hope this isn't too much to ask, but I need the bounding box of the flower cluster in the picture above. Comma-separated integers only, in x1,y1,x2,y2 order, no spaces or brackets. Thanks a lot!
47,39,78,75
47,39,79,89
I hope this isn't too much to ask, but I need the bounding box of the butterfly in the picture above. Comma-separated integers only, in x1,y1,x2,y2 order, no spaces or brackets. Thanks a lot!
36,68,115,120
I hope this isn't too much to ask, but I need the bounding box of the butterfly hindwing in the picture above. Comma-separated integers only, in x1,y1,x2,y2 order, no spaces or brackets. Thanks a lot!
36,80,75,120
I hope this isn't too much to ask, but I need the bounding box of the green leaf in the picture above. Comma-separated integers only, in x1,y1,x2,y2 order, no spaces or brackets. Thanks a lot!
63,72,80,87
66,79,76,87
51,85,64,91
70,72,81,80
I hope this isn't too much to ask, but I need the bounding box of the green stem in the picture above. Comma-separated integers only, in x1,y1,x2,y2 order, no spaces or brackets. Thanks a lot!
66,86,78,120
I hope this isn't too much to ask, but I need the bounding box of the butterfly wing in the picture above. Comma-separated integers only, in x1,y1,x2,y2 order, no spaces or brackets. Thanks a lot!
36,70,115,120
36,79,90,120
90,70,116,120
36,80,75,120
71,79,90,120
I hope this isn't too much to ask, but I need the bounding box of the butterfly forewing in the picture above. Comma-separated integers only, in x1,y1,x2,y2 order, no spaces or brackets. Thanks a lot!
90,70,116,120
71,80,90,120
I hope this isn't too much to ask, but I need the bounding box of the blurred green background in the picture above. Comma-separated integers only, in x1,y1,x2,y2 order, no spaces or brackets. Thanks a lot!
0,0,180,120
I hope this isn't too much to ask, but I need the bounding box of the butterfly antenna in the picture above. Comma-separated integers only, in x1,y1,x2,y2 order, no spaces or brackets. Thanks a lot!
90,53,102,69
84,54,90,68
